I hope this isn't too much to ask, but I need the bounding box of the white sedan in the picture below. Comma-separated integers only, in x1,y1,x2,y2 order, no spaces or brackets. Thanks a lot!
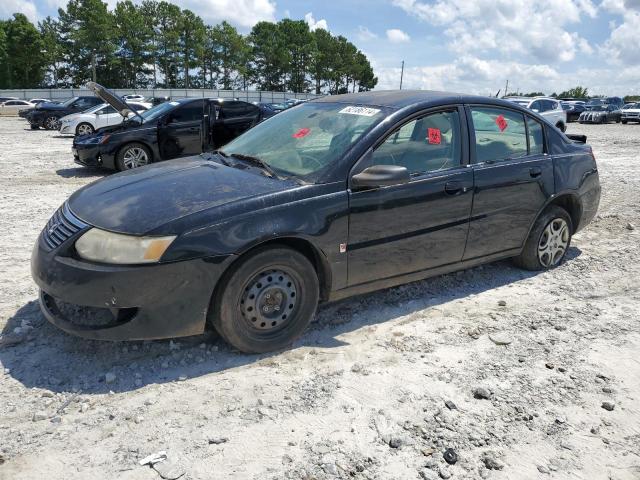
59,101,151,135
0,99,35,116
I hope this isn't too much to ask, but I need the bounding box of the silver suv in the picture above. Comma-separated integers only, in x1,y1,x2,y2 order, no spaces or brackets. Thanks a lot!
504,97,568,132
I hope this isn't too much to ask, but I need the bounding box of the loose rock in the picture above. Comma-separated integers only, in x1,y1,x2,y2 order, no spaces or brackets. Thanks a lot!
601,401,615,411
473,387,491,400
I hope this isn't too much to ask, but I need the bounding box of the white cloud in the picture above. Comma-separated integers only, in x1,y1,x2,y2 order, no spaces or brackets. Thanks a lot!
305,12,328,31
178,0,276,28
386,28,410,43
391,0,596,63
0,0,38,22
600,12,640,63
357,26,378,41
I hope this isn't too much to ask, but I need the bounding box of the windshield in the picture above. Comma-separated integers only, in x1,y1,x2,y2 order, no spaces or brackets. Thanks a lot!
221,102,387,181
84,103,107,114
138,101,179,123
508,99,530,106
60,97,79,107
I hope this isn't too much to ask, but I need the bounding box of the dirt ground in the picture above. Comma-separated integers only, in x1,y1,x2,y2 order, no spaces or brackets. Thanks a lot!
0,116,638,480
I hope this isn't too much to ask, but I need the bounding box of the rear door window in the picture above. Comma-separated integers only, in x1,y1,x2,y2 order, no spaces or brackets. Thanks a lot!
171,100,204,123
219,101,260,119
470,107,528,163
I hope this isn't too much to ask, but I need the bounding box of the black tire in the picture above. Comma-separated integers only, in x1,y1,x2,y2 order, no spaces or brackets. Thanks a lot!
622,120,627,125
513,206,573,271
75,122,94,136
210,246,319,353
556,122,566,133
115,142,152,171
43,115,60,130
30,123,39,130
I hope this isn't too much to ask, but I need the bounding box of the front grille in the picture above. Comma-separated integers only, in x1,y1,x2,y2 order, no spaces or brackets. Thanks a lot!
41,203,88,250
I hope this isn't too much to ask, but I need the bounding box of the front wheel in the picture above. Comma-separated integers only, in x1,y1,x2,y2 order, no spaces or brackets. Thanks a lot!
116,142,152,170
513,206,572,271
43,116,61,130
76,122,94,136
211,247,319,353
622,120,627,124
30,124,39,130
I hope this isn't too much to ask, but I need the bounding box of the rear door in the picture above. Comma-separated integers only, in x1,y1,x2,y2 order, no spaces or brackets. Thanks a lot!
212,101,261,148
347,107,474,285
463,106,554,260
158,100,204,160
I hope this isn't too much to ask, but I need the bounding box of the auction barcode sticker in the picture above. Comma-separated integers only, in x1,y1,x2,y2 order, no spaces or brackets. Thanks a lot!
339,106,381,116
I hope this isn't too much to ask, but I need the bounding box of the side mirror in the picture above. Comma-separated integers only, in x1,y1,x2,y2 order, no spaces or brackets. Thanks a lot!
352,165,410,189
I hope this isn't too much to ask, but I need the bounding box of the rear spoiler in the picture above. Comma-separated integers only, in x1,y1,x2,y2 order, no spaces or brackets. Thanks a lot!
566,134,587,144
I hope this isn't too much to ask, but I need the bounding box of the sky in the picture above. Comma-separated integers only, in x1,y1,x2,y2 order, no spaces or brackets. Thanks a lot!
2,0,640,96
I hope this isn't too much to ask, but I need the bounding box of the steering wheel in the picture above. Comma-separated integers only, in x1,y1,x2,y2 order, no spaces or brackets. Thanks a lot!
298,153,324,170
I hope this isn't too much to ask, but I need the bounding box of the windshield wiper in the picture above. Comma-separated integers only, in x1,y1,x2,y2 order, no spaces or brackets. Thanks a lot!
229,153,280,179
209,150,232,166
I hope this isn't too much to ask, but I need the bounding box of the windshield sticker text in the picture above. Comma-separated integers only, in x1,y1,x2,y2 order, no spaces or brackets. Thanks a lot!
338,106,381,117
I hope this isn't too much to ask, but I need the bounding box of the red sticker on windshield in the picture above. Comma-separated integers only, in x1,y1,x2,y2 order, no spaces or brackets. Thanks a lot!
292,127,310,138
495,115,508,132
427,128,441,144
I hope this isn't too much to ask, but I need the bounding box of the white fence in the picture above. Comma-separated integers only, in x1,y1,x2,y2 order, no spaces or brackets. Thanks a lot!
0,88,323,103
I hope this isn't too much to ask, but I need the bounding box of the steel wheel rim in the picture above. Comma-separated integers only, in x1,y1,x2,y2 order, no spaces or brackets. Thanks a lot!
77,124,93,135
122,147,149,169
538,218,569,267
240,269,298,332
45,117,60,130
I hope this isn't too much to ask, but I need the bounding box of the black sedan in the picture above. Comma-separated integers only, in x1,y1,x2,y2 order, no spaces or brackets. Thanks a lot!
32,91,601,353
24,96,103,129
73,83,265,171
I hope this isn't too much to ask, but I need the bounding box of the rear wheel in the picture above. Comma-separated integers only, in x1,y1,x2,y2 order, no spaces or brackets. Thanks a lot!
513,206,572,271
76,122,94,136
116,142,152,170
43,116,61,130
211,247,319,353
30,124,39,130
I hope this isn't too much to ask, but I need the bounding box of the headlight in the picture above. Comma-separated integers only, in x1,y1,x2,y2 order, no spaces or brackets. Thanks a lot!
75,228,176,264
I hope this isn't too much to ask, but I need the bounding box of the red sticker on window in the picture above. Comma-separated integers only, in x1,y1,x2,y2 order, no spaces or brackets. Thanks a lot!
495,115,508,132
292,127,310,138
427,128,441,144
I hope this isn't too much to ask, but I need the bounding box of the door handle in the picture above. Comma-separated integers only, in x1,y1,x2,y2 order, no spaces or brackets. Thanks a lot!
529,167,542,178
444,181,467,195
188,127,199,132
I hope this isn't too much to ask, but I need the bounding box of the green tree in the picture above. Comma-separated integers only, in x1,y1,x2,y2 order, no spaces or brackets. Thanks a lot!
0,21,8,88
208,21,249,90
558,86,589,99
58,0,118,86
248,21,288,91
39,16,66,87
154,1,181,87
178,9,205,88
278,19,314,93
113,0,153,87
3,13,46,88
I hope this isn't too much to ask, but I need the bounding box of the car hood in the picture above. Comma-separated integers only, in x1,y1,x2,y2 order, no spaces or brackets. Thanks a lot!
68,156,293,235
87,81,142,120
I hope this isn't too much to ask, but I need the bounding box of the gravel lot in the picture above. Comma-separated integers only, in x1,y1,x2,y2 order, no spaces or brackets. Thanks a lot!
0,116,639,480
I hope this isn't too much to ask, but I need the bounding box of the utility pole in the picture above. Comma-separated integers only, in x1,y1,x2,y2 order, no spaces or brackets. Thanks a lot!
504,79,509,98
399,60,404,90
92,52,97,83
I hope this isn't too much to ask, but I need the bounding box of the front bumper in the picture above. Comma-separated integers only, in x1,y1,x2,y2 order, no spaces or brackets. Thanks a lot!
31,233,233,341
73,143,117,169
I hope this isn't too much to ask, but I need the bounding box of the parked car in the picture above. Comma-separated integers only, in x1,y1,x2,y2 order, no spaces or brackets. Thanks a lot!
504,96,567,131
24,96,103,130
621,103,640,124
0,96,18,103
122,94,146,102
59,101,151,136
253,102,284,118
561,101,586,123
29,98,49,104
32,90,601,353
72,82,265,170
578,104,622,124
151,96,171,106
0,99,35,116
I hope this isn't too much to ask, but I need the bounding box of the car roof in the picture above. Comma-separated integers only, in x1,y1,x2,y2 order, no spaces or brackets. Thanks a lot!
311,90,527,110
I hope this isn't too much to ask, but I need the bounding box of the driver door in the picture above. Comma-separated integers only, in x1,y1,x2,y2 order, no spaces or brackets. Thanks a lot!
158,100,204,160
347,107,474,286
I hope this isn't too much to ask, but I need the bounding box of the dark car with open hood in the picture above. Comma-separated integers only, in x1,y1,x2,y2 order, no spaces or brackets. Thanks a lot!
24,96,104,130
32,90,601,353
73,82,265,171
